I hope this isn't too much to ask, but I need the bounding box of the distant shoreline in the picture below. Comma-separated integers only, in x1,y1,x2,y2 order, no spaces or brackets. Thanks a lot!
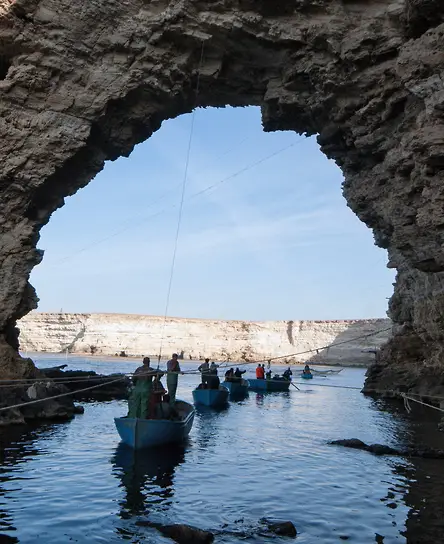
24,350,369,368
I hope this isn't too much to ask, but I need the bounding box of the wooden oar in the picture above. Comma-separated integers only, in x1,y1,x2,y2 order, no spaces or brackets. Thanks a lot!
290,381,300,391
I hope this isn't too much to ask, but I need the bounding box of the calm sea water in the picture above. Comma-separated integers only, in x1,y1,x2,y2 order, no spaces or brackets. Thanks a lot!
0,354,442,543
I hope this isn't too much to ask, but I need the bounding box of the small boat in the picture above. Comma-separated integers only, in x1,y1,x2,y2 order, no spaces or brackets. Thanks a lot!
192,385,229,407
248,378,291,392
114,400,195,450
301,372,313,379
222,379,249,398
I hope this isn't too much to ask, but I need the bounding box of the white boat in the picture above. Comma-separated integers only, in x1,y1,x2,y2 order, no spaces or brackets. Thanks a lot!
114,400,195,450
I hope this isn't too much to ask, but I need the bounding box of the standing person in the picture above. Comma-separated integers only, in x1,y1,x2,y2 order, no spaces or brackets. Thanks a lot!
208,362,219,389
283,367,292,380
128,357,155,418
167,353,181,405
256,364,263,379
198,358,210,386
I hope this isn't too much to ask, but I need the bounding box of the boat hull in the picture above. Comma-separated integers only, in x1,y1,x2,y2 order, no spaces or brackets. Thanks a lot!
192,386,229,407
248,379,290,392
222,379,249,398
114,400,195,450
301,374,313,379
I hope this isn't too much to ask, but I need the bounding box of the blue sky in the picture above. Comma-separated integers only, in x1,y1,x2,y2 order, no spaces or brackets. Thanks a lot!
31,106,395,320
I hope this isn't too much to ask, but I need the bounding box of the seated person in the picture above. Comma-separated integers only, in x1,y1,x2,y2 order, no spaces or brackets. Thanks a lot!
234,367,246,378
208,375,220,389
283,367,292,380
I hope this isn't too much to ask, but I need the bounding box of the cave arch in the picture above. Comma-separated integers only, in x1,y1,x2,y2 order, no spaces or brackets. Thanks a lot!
1,0,444,403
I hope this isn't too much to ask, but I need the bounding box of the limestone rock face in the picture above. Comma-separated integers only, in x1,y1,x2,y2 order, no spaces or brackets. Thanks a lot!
18,312,391,365
0,0,444,410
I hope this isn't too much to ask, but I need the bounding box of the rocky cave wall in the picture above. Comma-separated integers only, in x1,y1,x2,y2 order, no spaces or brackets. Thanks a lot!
0,0,444,416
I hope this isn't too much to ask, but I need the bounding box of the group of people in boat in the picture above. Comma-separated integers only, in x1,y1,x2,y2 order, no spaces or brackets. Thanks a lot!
196,358,222,389
255,363,293,381
127,354,182,420
128,354,315,419
224,367,246,382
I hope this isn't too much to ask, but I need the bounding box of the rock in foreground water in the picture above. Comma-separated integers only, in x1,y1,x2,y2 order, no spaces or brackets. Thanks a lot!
261,518,297,538
330,439,444,459
136,521,214,543
39,368,130,400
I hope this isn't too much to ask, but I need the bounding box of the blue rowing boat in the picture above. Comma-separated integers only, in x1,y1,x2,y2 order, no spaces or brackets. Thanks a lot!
192,385,229,407
301,373,313,379
114,400,195,450
248,378,291,392
222,379,249,398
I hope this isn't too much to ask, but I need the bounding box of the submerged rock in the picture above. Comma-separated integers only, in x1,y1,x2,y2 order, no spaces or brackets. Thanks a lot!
136,521,214,544
156,524,214,544
330,439,444,459
261,518,297,538
0,534,19,543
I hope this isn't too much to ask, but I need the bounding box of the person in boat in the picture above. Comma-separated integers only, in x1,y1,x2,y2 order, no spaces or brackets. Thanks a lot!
128,357,156,418
149,370,166,418
207,362,220,389
208,374,220,390
256,364,265,379
266,369,272,380
303,364,312,375
166,353,181,405
233,367,246,382
283,367,292,380
198,358,210,386
225,368,234,382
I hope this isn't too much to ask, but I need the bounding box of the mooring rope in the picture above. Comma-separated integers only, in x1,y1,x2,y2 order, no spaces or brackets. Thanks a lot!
4,325,392,389
158,41,205,365
0,377,126,414
401,393,444,414
216,326,392,369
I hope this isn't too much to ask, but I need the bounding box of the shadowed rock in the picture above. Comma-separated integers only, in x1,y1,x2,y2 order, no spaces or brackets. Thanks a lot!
261,519,297,538
330,438,444,459
136,521,214,544
39,368,130,400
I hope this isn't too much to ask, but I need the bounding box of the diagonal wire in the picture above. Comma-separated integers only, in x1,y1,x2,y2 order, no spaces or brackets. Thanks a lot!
158,42,206,363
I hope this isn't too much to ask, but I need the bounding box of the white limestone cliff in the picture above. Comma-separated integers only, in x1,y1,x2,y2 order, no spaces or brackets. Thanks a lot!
18,312,391,366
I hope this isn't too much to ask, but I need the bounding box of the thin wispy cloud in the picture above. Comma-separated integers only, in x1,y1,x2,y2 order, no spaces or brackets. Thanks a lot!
31,106,395,320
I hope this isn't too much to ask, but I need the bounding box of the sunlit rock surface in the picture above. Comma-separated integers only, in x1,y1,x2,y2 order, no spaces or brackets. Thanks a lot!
0,0,444,417
18,312,391,365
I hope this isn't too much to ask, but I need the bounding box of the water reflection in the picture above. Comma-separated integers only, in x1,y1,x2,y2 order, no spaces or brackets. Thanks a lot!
0,424,56,539
112,444,186,518
194,407,229,452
